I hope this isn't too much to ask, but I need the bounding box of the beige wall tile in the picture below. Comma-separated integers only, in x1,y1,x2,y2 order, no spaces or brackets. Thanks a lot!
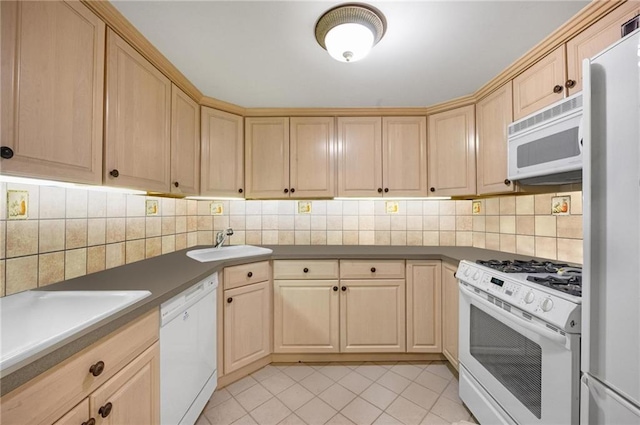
485,216,500,233
455,200,472,215
230,200,246,215
534,194,553,215
146,237,162,258
327,200,343,215
407,231,422,246
535,216,557,237
557,238,583,264
247,215,263,230
343,201,359,215
187,200,198,215
343,216,358,231
456,216,472,231
486,233,500,251
359,231,375,245
105,243,125,269
245,200,262,215
87,245,106,274
229,215,245,230
0,183,5,221
6,255,38,295
161,198,176,216
279,230,295,245
557,216,583,239
175,216,187,234
186,216,198,233
499,197,516,215
439,216,455,231
213,215,230,231
0,260,5,297
39,220,65,253
106,193,126,217
187,232,197,247
390,216,407,231
406,201,422,215
198,216,213,231
423,201,439,215
88,191,107,217
472,216,485,232
106,218,126,243
472,232,486,248
176,199,187,216
161,235,176,254
359,216,374,231
499,216,516,234
327,231,342,245
570,191,583,215
516,235,535,256
263,215,278,230
440,231,455,246
375,230,391,245
374,216,390,231
66,219,87,249
359,200,375,215
515,195,534,215
126,240,146,263
311,200,327,215
500,234,516,253
198,231,213,245
294,215,310,230
146,217,162,237
422,216,439,231
197,200,212,216
262,230,278,245
439,201,456,216
516,216,535,236
406,216,422,231
7,221,38,257
87,218,106,246
310,231,327,245
175,233,187,250
262,200,278,215
125,195,146,217
0,221,5,259
39,252,65,287
391,231,407,246
65,189,88,218
65,248,87,279
229,230,245,245
279,215,294,230
311,216,327,231
484,198,500,216
535,237,557,260
423,231,439,246
456,232,472,247
247,231,263,245
343,231,359,245
162,217,176,235
39,186,64,219
278,200,295,215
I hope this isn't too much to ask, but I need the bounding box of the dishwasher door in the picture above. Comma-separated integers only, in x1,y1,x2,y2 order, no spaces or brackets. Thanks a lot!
160,274,217,425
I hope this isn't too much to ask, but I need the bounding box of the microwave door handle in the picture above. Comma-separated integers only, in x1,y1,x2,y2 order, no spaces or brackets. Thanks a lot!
459,285,567,345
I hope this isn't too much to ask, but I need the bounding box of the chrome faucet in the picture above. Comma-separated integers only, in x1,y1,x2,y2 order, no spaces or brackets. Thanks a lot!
215,228,234,248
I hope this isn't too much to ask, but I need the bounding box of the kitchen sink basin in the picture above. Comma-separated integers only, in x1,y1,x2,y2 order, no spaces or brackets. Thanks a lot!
186,245,272,262
0,290,151,373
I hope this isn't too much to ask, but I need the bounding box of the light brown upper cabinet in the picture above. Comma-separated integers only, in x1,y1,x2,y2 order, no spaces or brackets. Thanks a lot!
513,45,566,121
105,29,172,192
338,116,427,197
566,1,640,95
201,107,244,197
427,105,476,197
476,82,516,195
170,85,200,196
0,1,105,185
245,117,335,199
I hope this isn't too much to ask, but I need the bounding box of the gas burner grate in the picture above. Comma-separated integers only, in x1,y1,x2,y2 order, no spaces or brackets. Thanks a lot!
526,275,582,297
476,259,574,274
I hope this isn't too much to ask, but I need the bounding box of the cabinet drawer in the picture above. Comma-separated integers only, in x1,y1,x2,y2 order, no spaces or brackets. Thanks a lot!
224,261,270,290
340,260,405,279
273,260,339,280
1,309,159,425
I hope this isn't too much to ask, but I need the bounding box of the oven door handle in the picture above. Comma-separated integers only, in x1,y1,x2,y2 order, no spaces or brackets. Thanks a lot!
460,285,567,345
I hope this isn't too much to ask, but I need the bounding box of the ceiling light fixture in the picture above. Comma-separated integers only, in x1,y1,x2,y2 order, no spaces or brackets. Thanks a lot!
315,3,386,63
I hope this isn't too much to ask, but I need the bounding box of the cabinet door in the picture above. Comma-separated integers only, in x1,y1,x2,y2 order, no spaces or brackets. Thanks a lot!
170,84,200,196
0,0,105,184
513,45,566,121
89,342,160,425
274,280,340,353
382,117,428,197
428,106,476,197
442,262,459,370
201,107,244,197
476,82,516,195
340,280,405,353
224,281,271,373
566,2,640,95
337,117,383,197
53,399,90,425
105,29,171,192
406,261,442,353
245,118,290,199
290,117,336,198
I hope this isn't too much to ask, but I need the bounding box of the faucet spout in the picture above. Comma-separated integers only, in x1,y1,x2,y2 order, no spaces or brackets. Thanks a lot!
215,228,234,248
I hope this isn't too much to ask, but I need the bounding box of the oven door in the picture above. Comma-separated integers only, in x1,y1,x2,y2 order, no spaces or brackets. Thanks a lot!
459,284,580,425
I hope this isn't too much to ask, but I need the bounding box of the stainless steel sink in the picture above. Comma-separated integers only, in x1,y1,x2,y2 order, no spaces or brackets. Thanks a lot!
186,245,272,263
0,290,151,373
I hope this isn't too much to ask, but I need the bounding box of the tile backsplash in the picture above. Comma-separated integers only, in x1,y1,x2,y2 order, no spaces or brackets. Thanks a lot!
0,183,583,297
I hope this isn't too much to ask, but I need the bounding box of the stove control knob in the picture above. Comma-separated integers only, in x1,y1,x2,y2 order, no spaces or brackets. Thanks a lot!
541,298,554,312
463,267,471,277
473,271,480,280
524,291,535,304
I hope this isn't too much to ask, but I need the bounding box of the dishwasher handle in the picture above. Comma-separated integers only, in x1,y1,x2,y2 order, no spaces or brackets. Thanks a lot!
160,274,218,326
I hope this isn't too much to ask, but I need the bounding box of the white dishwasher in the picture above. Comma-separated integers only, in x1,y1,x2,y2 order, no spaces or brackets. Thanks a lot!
160,273,218,425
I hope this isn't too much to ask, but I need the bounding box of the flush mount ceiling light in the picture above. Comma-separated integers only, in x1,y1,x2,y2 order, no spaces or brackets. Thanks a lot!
315,3,386,63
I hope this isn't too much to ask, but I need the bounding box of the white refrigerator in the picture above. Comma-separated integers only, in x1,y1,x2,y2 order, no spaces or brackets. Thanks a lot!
581,29,640,424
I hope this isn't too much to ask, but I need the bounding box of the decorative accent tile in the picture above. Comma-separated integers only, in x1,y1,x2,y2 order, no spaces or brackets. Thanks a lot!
7,190,29,219
385,201,399,214
211,201,224,215
145,199,159,216
472,201,481,215
297,201,312,214
551,196,571,215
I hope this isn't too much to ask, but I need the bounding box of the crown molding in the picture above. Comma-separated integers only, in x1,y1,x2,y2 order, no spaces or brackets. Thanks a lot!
200,96,246,116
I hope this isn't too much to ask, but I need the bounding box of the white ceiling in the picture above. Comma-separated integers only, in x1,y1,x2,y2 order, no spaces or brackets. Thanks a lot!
112,0,589,108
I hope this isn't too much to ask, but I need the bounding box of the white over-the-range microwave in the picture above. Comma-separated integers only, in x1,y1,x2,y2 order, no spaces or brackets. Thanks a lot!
508,92,583,185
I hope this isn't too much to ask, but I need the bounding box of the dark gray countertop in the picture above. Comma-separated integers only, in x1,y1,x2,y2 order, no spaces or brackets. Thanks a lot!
0,245,560,395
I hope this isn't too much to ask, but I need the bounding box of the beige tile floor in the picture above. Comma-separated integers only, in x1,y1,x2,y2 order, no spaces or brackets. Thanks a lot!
196,361,476,425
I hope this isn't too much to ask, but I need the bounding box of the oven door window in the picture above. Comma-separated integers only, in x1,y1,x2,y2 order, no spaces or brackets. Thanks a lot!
470,305,542,419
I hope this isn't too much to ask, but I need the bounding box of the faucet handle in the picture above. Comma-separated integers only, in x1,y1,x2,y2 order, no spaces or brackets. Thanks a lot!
226,228,234,236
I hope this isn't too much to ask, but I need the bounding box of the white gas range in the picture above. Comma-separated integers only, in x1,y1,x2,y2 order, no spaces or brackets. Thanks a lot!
456,259,582,425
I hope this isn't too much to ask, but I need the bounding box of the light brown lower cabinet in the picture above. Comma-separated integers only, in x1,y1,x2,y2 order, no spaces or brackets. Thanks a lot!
442,261,460,370
340,280,406,353
224,281,271,373
53,399,90,425
406,260,442,353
